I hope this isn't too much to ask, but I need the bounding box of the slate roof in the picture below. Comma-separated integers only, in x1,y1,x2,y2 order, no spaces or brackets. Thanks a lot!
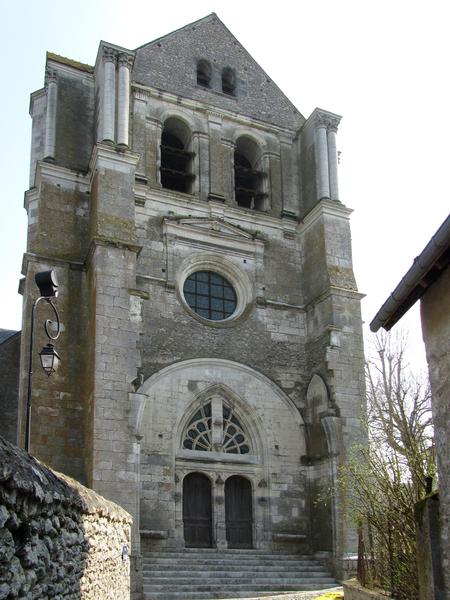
370,213,450,331
0,329,19,344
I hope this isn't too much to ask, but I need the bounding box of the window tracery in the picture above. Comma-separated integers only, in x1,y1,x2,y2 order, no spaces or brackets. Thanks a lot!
182,400,251,454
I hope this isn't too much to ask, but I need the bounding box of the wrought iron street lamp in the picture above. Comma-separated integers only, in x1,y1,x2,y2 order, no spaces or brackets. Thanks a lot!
24,270,61,453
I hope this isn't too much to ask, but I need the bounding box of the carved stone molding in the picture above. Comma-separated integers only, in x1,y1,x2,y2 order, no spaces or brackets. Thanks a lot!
102,47,117,64
45,68,58,85
119,53,134,70
314,111,341,133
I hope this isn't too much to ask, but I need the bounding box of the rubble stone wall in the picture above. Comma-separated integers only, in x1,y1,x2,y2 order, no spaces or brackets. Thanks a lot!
0,436,132,599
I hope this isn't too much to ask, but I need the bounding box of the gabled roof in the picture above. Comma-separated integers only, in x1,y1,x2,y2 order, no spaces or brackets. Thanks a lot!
0,329,20,344
133,13,304,129
370,214,450,331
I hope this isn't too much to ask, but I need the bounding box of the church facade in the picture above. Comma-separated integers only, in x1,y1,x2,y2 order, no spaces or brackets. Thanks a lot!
19,14,365,597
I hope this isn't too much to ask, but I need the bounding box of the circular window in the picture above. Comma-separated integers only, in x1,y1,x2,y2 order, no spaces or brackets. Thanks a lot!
183,271,237,321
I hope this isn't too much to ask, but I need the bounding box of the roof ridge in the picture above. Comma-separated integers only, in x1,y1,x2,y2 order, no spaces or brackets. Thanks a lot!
134,13,217,51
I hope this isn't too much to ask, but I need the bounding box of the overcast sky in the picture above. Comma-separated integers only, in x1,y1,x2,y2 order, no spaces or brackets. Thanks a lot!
1,0,448,370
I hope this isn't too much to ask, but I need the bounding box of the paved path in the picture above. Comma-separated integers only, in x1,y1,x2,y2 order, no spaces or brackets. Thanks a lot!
225,587,343,600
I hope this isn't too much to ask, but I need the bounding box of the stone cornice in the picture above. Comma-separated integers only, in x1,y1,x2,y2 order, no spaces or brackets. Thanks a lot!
32,161,90,196
136,186,302,236
95,41,135,73
304,286,365,312
85,237,142,270
88,143,140,186
22,252,85,276
46,58,94,81
131,83,297,138
303,107,342,133
300,200,353,236
163,217,264,256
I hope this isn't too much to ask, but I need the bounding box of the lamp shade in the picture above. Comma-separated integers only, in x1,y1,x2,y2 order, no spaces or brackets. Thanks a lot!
35,271,59,298
39,343,61,377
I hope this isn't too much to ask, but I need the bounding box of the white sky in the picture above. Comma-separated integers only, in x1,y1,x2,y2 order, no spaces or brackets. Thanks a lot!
1,0,448,371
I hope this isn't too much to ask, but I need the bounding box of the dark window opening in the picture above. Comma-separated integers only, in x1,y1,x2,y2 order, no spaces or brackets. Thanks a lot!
160,121,194,193
234,138,267,210
222,68,236,96
183,271,237,321
197,60,212,88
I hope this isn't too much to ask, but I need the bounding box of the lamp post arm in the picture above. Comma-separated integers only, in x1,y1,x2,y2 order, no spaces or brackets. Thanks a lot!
44,298,61,341
25,296,46,453
24,296,61,453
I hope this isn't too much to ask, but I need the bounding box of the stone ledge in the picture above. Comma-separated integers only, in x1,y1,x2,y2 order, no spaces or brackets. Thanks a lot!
272,533,307,542
140,529,168,539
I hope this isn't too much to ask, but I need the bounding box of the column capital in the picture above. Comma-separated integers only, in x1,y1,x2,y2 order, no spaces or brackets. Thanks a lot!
102,47,118,64
118,53,134,70
327,116,341,134
313,109,342,132
45,68,58,85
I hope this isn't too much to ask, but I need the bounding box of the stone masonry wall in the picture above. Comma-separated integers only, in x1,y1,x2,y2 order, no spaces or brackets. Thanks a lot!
421,264,450,598
0,436,131,600
0,332,20,445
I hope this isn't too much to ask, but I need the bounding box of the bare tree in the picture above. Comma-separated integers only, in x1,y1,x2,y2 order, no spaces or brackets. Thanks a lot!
341,331,435,599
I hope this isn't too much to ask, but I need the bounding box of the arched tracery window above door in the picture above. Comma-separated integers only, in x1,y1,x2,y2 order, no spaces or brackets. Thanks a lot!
182,398,251,455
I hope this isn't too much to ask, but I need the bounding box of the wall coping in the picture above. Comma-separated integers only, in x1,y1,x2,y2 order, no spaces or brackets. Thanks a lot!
0,436,131,523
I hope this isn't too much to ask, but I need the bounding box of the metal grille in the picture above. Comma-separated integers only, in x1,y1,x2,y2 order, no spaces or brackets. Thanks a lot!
183,271,237,321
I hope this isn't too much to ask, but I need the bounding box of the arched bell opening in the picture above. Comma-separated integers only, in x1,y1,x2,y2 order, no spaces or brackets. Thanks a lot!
234,136,267,211
160,117,195,194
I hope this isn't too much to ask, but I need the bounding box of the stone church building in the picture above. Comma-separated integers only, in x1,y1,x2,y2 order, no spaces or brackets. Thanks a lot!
17,13,365,598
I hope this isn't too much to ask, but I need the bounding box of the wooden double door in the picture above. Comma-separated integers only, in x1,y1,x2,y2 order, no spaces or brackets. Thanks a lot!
183,473,253,548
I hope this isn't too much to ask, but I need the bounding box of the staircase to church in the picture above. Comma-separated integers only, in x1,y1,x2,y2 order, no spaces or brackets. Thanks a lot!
142,548,338,599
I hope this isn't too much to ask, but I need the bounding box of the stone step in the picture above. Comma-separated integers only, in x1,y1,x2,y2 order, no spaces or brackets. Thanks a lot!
143,555,321,564
144,567,330,576
142,549,337,600
144,580,336,592
145,550,315,558
144,577,336,586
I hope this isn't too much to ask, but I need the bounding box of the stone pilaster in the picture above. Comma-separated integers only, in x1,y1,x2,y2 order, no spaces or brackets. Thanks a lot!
44,69,58,160
102,48,117,143
301,200,366,577
280,134,299,217
314,114,330,201
86,144,142,586
117,54,134,147
327,118,340,201
207,112,226,202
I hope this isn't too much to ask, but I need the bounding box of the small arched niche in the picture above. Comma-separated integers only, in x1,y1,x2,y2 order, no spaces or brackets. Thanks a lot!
305,374,330,458
234,136,268,211
197,60,212,88
160,117,195,194
222,67,236,95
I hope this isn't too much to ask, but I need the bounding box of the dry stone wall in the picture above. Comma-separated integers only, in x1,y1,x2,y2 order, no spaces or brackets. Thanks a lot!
0,436,131,599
